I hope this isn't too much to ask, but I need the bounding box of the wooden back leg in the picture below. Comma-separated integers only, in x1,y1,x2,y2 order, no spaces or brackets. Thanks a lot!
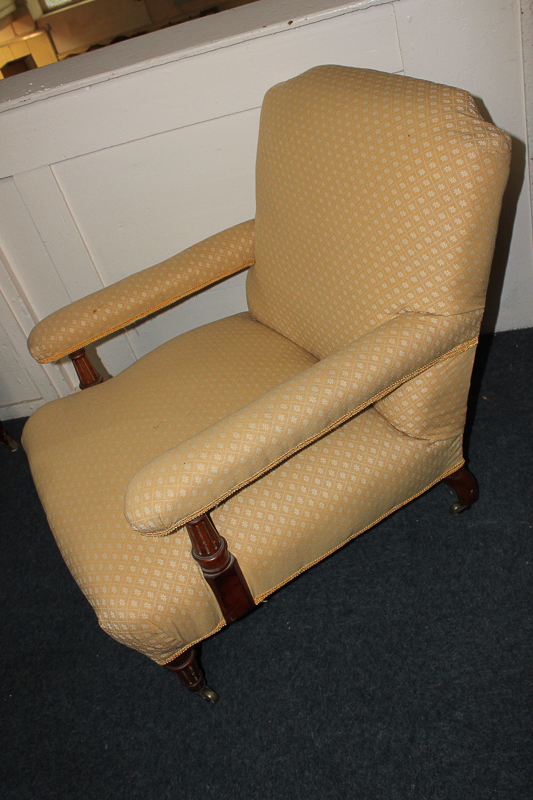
442,466,479,515
0,421,18,451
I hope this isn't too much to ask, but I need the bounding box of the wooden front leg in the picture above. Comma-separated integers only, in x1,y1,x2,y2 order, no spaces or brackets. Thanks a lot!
164,646,218,703
186,513,255,624
69,348,104,390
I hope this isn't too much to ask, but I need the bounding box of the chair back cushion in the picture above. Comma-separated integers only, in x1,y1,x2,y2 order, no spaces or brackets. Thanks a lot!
247,65,511,359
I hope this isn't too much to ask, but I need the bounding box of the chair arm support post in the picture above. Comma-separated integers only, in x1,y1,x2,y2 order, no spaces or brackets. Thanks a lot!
186,513,255,624
68,348,104,390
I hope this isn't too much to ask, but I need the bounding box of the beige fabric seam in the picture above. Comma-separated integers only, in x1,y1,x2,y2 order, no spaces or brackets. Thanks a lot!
140,337,477,538
36,261,254,364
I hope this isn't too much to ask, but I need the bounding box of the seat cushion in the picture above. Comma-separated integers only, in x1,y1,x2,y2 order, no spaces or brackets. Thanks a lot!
22,313,317,664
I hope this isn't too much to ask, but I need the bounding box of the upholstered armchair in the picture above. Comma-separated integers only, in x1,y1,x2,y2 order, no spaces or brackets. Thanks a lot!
22,66,510,703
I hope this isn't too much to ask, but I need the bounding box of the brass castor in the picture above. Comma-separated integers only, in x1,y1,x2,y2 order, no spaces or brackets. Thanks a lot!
449,500,470,515
198,685,219,704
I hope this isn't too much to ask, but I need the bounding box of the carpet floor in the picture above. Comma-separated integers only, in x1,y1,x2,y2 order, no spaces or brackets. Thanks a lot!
1,327,532,800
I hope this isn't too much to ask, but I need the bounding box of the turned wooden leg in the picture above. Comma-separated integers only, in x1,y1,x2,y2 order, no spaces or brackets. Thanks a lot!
164,647,218,703
68,348,104,390
186,513,255,624
442,466,479,515
0,421,18,451
166,516,253,704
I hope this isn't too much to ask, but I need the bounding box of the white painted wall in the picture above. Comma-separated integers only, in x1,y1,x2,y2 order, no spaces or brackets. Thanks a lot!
0,0,531,418
395,0,533,333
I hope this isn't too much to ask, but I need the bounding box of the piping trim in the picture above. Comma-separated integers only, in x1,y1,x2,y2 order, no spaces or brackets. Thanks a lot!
139,337,477,537
35,260,255,363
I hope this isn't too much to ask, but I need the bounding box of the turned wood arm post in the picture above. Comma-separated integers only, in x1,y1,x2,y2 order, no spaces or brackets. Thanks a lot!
68,348,104,390
186,513,255,624
163,515,253,703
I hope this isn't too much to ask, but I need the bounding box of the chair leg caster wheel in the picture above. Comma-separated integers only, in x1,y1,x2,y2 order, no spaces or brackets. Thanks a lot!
449,501,469,515
198,685,219,704
443,468,478,516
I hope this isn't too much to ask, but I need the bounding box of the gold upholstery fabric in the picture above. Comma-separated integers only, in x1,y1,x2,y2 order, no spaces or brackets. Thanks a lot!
375,346,477,440
213,407,463,602
23,65,511,666
28,220,255,363
125,311,480,535
22,313,317,663
247,66,510,359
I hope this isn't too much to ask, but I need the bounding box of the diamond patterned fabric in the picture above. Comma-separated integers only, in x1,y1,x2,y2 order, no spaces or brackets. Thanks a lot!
22,313,317,663
125,311,480,535
247,66,511,359
28,220,255,363
23,66,511,664
213,407,464,602
375,346,477,440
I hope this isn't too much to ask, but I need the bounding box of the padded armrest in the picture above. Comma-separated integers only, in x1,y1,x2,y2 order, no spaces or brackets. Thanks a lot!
125,309,482,536
28,220,255,363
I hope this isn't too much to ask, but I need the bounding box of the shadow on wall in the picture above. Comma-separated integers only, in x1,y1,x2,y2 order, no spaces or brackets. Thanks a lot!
473,96,526,335
460,96,526,460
